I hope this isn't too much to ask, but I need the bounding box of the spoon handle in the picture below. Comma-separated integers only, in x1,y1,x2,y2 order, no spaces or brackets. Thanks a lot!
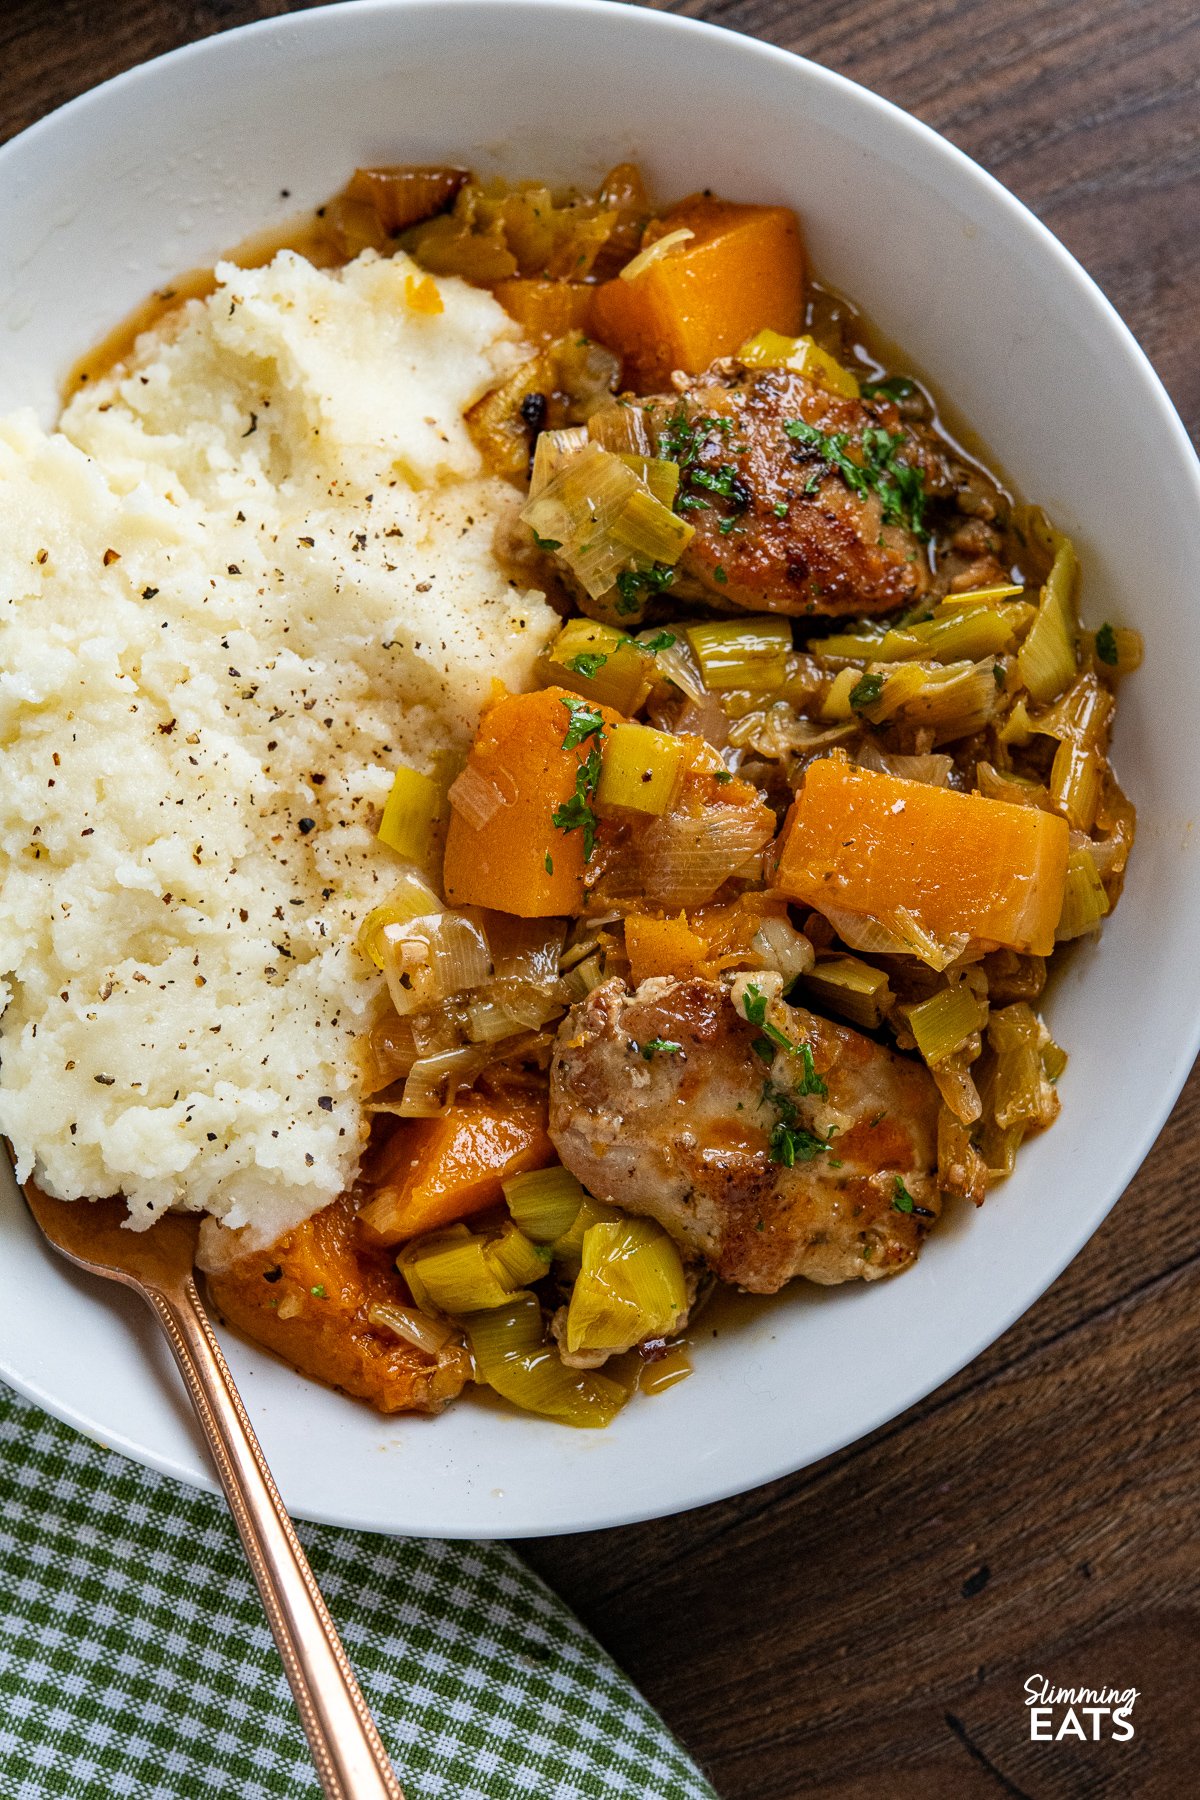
143,1272,404,1800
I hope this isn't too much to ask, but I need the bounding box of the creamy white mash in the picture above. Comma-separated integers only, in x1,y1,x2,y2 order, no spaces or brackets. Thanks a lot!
0,248,556,1246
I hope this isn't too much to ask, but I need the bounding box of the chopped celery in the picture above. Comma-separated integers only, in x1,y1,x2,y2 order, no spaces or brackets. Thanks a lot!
800,956,894,1030
466,1294,630,1427
1018,533,1078,702
1055,846,1110,939
565,1218,688,1355
399,1226,519,1313
736,329,861,400
902,983,985,1066
377,765,442,862
596,722,688,815
547,617,654,716
503,1165,587,1242
686,618,792,691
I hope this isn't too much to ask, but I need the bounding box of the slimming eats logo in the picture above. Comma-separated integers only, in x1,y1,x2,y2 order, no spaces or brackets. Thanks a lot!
1025,1675,1138,1741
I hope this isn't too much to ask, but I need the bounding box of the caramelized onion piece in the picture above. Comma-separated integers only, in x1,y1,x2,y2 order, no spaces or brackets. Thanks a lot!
345,165,470,235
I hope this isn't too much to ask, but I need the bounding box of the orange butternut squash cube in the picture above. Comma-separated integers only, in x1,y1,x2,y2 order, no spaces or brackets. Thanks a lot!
589,195,804,391
358,1089,553,1245
625,911,709,984
443,687,624,917
776,754,1070,956
492,278,595,342
205,1192,467,1414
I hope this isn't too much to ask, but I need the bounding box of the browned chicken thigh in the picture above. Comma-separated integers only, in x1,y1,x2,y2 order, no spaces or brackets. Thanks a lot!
635,366,939,617
549,974,941,1291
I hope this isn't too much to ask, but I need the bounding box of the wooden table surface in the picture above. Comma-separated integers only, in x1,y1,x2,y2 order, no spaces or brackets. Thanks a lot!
4,1,1198,1795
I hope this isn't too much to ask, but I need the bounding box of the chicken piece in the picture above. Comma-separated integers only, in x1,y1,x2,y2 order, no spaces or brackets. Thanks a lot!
205,1189,468,1413
636,367,938,618
549,974,940,1290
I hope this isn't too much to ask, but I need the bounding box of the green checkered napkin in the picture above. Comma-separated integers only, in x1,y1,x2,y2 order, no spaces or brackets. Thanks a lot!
0,1383,716,1800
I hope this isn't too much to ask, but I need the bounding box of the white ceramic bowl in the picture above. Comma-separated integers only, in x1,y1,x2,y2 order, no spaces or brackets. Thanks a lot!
2,0,1198,1538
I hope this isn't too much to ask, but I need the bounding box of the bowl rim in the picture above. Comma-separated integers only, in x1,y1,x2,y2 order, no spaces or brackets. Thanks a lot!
2,0,1199,1536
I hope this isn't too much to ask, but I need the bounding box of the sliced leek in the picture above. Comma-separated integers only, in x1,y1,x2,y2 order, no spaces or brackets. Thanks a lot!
381,909,492,1017
399,1226,519,1314
485,1222,550,1290
686,618,792,692
902,983,985,1066
357,868,443,969
736,329,861,400
465,1295,629,1427
1018,533,1078,702
596,722,688,815
618,454,680,511
565,1218,688,1355
1055,846,1110,940
551,1194,623,1278
377,765,442,862
800,956,894,1030
820,602,1026,667
521,442,692,602
547,617,654,715
503,1164,587,1242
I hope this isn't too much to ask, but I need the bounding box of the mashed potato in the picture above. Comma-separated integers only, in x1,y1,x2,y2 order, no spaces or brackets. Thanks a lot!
0,248,557,1247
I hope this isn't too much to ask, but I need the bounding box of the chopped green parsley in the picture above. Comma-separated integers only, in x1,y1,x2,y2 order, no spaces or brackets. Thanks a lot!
640,1038,682,1060
769,1121,835,1167
551,742,603,860
850,671,884,712
615,563,675,615
861,374,916,403
560,697,606,750
564,651,608,679
784,417,928,539
1095,622,1119,666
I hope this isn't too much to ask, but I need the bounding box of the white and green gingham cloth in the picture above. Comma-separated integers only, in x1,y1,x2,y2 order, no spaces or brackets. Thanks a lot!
0,1383,716,1799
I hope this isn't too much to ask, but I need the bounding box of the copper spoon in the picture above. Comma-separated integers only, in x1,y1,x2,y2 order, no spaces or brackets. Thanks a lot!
16,1177,404,1800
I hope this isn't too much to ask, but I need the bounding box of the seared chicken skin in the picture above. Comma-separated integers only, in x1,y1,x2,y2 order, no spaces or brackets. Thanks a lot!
549,974,940,1290
635,367,939,618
